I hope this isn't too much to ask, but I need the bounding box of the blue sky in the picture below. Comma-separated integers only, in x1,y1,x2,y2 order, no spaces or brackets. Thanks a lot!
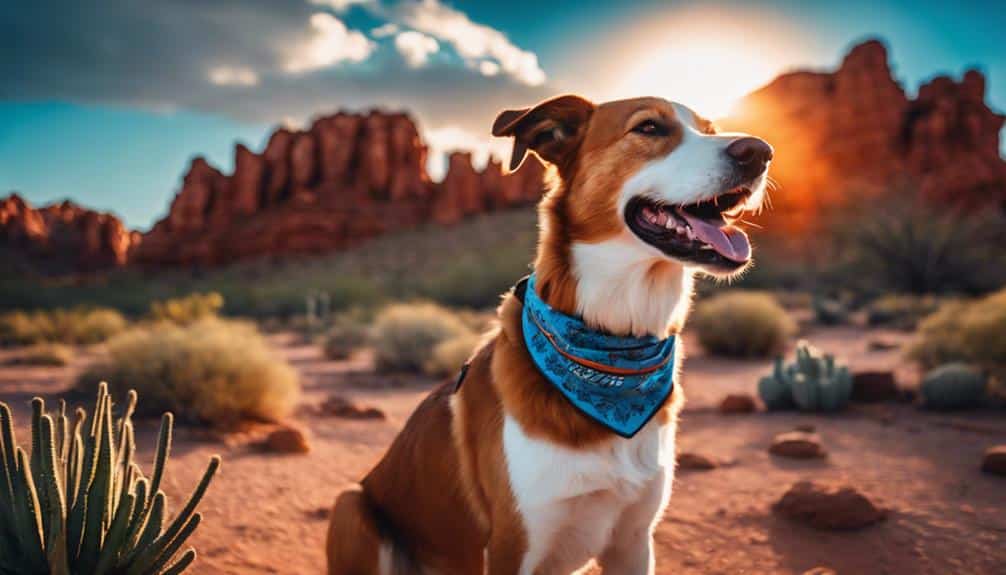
1,0,1003,230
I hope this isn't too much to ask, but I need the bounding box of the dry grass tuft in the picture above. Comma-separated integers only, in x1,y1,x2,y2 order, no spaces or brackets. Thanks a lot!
77,318,300,424
372,302,471,373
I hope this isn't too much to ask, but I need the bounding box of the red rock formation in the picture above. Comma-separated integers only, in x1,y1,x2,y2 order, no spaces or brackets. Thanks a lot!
723,39,1006,229
0,193,136,274
134,110,545,267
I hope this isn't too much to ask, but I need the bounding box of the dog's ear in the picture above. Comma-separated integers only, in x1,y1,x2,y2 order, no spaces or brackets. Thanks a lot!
492,95,595,171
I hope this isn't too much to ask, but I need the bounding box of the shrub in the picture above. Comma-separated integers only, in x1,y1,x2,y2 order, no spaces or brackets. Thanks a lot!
0,384,218,574
866,294,941,330
5,342,72,366
0,307,127,346
149,292,224,325
77,318,299,424
825,185,1006,295
920,363,987,410
692,292,796,358
425,332,484,377
323,313,372,360
908,289,1006,380
372,303,470,372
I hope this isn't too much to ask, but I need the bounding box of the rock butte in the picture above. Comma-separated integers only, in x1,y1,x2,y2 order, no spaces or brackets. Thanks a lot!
3,40,1004,272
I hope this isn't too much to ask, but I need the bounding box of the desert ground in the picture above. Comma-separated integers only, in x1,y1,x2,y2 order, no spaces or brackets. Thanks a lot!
2,323,1004,575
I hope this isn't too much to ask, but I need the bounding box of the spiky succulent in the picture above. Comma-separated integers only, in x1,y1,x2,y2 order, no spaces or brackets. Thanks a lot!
758,340,852,412
0,382,219,575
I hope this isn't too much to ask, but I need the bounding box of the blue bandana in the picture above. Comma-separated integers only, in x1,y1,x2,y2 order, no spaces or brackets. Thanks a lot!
519,274,676,438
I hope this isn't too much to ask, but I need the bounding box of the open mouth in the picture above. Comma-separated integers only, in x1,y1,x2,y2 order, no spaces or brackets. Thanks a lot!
625,188,753,270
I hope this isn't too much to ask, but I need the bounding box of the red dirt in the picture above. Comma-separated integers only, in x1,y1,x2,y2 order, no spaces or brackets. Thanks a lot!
1,325,1004,574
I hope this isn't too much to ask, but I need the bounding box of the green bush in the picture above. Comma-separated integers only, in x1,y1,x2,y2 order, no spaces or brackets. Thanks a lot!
692,292,796,358
77,318,299,424
372,303,471,372
149,292,224,325
5,343,73,366
866,294,941,330
322,313,372,360
424,332,483,378
908,289,1006,380
0,307,127,346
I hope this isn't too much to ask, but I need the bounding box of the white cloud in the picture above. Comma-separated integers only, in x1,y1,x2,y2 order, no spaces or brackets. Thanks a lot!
395,0,546,86
371,23,399,38
207,65,259,86
478,60,500,77
308,0,374,13
284,12,375,74
394,31,439,68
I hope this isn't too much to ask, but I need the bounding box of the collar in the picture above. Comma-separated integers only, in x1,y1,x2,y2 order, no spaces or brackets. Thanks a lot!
516,274,676,438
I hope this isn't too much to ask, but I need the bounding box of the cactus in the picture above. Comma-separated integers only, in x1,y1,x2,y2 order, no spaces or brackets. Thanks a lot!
757,341,852,412
758,357,796,410
920,363,987,410
0,382,219,574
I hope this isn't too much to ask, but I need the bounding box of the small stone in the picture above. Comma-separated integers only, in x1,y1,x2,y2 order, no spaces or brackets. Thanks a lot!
677,452,719,471
321,396,386,420
981,445,1006,476
794,423,816,433
770,431,827,459
774,480,887,530
867,337,900,351
851,371,900,403
803,568,837,575
719,393,757,414
262,424,311,454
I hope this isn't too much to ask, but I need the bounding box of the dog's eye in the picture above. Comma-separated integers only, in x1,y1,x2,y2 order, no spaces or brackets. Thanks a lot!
632,119,668,137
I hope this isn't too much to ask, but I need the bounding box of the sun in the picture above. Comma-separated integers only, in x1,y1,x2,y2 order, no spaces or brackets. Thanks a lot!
615,35,782,120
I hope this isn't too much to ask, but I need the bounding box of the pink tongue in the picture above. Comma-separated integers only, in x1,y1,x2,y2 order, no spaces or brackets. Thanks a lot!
676,208,751,262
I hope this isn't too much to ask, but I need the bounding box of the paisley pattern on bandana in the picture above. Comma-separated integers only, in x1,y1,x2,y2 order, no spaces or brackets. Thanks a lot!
520,274,676,438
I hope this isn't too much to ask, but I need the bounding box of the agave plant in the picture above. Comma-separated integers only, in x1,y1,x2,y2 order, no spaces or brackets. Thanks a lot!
0,382,220,574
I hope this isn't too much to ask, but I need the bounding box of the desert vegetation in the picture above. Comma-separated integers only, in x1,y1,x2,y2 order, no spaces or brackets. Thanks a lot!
371,302,474,373
0,307,127,347
77,319,299,425
691,291,796,358
0,384,218,574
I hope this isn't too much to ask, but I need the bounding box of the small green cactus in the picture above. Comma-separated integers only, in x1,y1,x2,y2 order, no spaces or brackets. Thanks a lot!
758,357,796,410
757,341,852,412
920,363,987,410
0,382,219,574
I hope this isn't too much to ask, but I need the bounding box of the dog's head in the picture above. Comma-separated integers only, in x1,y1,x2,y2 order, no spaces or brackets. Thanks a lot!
493,95,771,276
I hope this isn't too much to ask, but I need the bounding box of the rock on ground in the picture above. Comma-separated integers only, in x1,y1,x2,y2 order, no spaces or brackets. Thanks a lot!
262,424,312,454
321,395,387,420
719,393,757,414
676,452,719,471
770,431,827,459
774,480,887,530
851,371,900,403
982,445,1006,476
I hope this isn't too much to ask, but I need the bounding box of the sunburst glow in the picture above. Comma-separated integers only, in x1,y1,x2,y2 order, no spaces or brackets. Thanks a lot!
615,35,784,120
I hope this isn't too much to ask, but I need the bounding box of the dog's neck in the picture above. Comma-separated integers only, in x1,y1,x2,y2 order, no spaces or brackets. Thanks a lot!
533,194,694,339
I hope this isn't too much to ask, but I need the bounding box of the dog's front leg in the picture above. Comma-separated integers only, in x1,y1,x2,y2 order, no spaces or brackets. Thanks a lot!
596,470,670,575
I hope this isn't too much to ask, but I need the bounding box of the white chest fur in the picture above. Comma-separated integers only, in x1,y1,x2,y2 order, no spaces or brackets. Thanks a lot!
503,415,676,574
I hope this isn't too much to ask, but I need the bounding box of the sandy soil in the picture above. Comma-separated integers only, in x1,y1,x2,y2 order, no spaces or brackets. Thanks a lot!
1,325,1004,575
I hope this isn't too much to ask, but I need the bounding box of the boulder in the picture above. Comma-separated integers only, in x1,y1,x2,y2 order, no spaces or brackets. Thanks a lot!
982,445,1006,476
719,393,757,414
770,431,827,459
262,424,312,454
774,480,887,530
851,371,900,403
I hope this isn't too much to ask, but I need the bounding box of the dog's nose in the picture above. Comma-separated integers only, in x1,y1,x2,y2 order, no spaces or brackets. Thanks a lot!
725,137,773,178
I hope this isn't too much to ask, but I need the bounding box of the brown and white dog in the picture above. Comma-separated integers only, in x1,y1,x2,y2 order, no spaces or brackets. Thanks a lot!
327,94,772,574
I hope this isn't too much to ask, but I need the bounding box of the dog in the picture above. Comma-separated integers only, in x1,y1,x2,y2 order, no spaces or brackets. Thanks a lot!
327,94,771,575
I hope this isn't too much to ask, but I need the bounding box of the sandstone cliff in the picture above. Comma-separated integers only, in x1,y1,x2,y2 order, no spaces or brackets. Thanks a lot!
723,40,1006,225
134,111,545,266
